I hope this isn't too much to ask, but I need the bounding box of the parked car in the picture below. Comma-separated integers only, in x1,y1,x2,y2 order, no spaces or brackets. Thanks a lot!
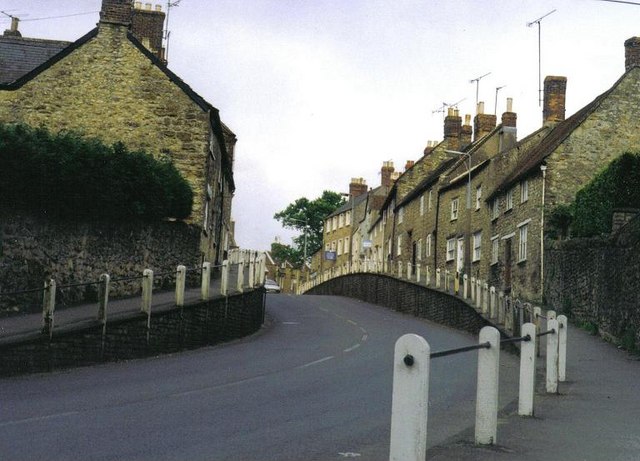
264,279,281,293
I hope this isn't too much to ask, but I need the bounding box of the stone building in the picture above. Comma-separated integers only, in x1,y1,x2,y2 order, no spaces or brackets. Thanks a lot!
0,0,235,265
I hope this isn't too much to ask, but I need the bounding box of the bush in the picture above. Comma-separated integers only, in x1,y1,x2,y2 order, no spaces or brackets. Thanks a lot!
0,123,192,221
571,152,640,237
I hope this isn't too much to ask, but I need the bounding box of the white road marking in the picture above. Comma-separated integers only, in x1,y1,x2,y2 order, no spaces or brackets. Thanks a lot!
0,411,79,428
282,321,299,325
347,319,358,326
343,344,361,353
361,334,368,342
338,452,362,458
296,356,334,369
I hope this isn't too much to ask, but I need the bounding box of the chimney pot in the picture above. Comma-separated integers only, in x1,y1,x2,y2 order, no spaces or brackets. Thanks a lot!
474,102,496,141
145,3,152,10
135,1,142,8
543,76,567,126
501,97,517,128
155,4,162,11
477,101,485,115
506,97,513,113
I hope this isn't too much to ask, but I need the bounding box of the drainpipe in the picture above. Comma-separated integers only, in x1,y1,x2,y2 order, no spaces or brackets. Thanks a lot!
540,164,547,300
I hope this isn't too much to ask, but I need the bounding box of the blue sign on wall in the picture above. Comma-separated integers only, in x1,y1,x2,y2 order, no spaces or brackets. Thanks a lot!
325,251,337,261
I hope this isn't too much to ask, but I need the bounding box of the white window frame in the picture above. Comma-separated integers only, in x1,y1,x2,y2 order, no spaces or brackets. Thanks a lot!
475,185,482,211
426,233,432,257
346,210,351,226
518,223,528,262
416,239,422,261
506,189,514,211
397,234,402,256
428,189,433,210
491,198,499,220
339,214,344,228
345,236,350,253
337,239,343,255
446,238,455,262
451,198,459,221
420,195,425,216
398,207,404,224
490,235,499,265
472,231,482,262
520,179,529,203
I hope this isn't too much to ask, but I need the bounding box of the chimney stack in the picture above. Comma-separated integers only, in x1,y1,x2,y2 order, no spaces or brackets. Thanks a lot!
444,107,462,150
100,0,133,26
460,114,473,148
3,16,21,37
543,76,567,126
625,37,640,72
131,2,166,61
381,161,395,188
349,178,368,198
405,160,415,171
501,97,517,128
423,140,436,156
473,102,497,141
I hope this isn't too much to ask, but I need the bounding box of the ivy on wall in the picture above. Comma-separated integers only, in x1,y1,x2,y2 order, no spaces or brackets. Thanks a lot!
0,123,193,221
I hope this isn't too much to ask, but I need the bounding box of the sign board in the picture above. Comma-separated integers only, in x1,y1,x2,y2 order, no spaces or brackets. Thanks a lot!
324,251,337,261
362,240,372,249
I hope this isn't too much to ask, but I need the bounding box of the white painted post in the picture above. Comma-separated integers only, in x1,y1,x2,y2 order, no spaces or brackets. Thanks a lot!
490,286,496,319
42,278,56,336
398,261,403,278
435,268,441,288
389,334,431,461
475,326,501,446
416,264,421,283
237,261,245,293
463,274,469,299
547,309,556,321
201,262,211,300
498,291,505,324
519,323,537,416
546,319,559,394
141,269,153,314
470,277,476,302
175,265,186,307
533,306,542,357
248,258,255,288
425,266,431,286
482,282,489,314
221,260,229,296
98,273,110,324
558,315,568,382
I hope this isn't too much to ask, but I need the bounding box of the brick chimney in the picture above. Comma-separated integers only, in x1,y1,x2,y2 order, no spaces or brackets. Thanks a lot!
625,37,640,72
349,178,368,198
500,98,517,151
543,76,567,126
100,0,134,26
132,2,166,61
460,114,472,148
381,161,395,188
423,140,435,157
3,17,21,37
444,107,462,150
473,102,496,141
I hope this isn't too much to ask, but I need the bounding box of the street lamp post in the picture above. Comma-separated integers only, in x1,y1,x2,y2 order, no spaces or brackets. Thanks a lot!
445,149,473,282
445,150,472,209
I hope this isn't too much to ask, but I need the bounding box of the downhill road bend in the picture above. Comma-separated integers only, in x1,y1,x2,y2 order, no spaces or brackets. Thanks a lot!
0,294,520,460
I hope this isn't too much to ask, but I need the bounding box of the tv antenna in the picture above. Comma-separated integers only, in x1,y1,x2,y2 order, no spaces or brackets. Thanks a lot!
470,72,491,108
596,0,640,4
431,98,466,118
527,9,556,106
164,0,182,62
494,85,506,115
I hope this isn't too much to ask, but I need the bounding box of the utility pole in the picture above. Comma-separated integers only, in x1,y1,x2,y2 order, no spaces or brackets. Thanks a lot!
527,10,556,106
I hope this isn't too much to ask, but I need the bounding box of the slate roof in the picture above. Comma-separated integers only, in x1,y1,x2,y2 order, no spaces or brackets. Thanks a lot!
0,35,71,84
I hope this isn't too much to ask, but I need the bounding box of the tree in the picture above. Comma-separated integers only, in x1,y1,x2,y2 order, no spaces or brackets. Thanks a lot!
274,190,345,265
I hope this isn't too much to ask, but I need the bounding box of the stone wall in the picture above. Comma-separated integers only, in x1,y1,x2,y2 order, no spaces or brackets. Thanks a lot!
0,288,265,377
545,218,640,349
0,213,201,314
306,273,491,335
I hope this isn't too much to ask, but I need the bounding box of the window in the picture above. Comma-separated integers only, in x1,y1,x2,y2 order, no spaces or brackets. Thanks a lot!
451,198,459,221
398,207,404,224
475,185,482,210
346,211,351,226
446,238,455,261
520,179,529,203
506,189,514,211
491,235,499,265
337,239,343,255
473,232,482,262
426,233,432,257
339,214,344,228
428,189,433,210
345,236,350,253
491,198,499,220
397,235,402,256
420,195,425,216
332,216,338,231
325,221,330,233
518,224,528,261
416,239,422,261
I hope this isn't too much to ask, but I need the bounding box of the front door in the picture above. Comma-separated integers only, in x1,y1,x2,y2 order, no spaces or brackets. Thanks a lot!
504,238,512,292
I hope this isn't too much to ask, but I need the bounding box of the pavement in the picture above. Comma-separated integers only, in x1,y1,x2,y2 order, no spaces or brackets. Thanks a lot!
427,322,640,461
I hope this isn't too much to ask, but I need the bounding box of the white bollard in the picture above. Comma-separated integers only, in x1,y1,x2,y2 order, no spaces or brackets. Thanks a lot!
444,269,450,292
547,310,557,321
546,319,559,393
435,268,441,288
141,269,153,314
482,282,489,314
98,273,110,324
425,266,431,286
221,260,229,296
201,262,211,300
519,323,537,416
490,286,496,318
470,277,476,302
558,315,568,382
389,334,431,461
42,278,56,336
175,265,186,307
498,291,505,324
407,262,412,280
475,326,500,446
463,274,469,299
416,265,421,283
248,259,255,288
237,261,245,293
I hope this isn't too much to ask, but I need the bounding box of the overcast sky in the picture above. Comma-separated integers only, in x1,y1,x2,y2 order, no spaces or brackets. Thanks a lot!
2,0,639,250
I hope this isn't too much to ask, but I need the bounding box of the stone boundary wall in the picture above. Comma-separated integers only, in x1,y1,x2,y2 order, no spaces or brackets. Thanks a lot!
0,289,265,377
0,213,202,313
306,273,491,336
545,220,640,349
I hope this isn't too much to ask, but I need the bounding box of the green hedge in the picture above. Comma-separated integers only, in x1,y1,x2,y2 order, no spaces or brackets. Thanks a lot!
571,152,640,237
0,123,193,221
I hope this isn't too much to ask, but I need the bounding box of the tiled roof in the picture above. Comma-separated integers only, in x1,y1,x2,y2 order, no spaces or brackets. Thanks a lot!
0,35,70,84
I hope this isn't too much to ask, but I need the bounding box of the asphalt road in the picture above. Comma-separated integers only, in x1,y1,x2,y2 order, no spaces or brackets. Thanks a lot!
0,294,520,460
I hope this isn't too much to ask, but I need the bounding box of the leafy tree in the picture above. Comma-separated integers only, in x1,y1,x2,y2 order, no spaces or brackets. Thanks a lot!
274,190,345,265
